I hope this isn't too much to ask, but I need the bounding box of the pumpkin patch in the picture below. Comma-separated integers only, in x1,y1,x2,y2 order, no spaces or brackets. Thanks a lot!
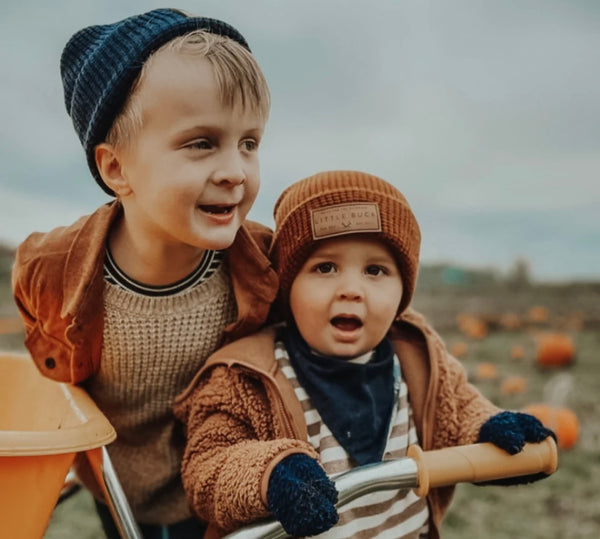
522,404,579,450
475,362,498,380
457,314,488,340
501,376,527,395
450,341,468,358
528,305,549,323
536,333,575,368
510,344,525,360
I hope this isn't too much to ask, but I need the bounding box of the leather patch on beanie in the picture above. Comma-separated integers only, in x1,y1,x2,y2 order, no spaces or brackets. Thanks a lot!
311,203,381,240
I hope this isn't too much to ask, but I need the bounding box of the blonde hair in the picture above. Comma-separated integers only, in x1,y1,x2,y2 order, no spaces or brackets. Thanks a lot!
106,30,270,149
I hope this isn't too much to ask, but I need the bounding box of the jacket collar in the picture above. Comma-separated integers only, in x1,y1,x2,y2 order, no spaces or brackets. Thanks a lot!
61,203,278,328
223,224,279,339
390,309,437,450
62,201,121,319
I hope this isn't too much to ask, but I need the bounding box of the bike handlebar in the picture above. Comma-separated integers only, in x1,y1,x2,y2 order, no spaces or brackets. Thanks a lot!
225,438,557,538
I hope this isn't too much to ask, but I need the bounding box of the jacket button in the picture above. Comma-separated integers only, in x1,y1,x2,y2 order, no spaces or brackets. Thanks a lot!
45,357,56,369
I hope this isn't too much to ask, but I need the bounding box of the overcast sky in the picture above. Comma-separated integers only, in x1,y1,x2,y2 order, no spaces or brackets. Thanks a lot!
1,0,598,281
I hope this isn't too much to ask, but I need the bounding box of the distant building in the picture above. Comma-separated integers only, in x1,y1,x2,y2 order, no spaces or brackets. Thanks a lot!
417,263,500,289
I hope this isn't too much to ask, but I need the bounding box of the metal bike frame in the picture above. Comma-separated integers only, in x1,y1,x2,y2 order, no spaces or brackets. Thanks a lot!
225,457,420,538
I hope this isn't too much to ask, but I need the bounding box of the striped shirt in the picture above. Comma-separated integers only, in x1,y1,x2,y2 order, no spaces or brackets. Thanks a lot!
104,247,223,296
275,340,430,538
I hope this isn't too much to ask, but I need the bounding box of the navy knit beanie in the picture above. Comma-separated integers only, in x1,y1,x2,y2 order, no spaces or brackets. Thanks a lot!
60,8,250,195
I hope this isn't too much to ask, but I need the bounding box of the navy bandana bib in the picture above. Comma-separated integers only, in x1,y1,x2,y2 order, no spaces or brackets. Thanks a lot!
279,324,395,465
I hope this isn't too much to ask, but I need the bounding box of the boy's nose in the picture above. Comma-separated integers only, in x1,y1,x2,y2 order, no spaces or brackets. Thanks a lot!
211,150,246,186
211,171,246,187
212,170,246,186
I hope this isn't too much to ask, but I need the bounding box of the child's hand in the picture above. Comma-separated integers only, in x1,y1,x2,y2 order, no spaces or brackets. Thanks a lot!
477,411,556,485
478,411,556,454
267,453,338,536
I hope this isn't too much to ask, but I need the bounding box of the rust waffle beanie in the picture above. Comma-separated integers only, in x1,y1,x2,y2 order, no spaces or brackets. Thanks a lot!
270,170,421,315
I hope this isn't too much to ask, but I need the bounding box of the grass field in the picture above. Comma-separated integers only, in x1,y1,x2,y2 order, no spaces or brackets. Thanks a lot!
1,275,599,538
439,328,600,539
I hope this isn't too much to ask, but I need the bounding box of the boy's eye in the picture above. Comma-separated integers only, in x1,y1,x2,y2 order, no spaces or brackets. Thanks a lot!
365,265,386,276
186,139,212,150
315,262,336,274
241,138,258,152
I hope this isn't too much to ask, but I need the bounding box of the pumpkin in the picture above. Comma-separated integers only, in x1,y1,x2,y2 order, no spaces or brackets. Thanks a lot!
522,404,579,450
499,312,521,330
528,305,549,323
510,344,525,361
450,341,468,358
501,375,527,395
536,333,575,368
476,362,498,381
457,314,488,340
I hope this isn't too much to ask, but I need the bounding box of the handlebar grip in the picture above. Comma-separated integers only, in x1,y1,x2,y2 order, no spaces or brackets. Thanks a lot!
407,437,558,497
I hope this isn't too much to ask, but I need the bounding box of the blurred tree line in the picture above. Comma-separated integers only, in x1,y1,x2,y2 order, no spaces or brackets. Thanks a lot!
416,257,532,289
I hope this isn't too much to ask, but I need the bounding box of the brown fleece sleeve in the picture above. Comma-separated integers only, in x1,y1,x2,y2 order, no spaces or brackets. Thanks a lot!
432,352,501,449
175,365,316,534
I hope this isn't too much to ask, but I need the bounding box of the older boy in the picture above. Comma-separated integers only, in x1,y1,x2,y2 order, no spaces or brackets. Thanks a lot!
11,8,276,538
174,170,555,538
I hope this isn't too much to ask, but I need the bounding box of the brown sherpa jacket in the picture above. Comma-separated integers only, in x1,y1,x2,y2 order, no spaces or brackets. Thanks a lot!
173,309,500,538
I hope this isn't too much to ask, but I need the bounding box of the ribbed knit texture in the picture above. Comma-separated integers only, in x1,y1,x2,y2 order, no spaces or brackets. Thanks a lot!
60,8,250,194
275,342,429,537
270,170,421,314
85,265,236,524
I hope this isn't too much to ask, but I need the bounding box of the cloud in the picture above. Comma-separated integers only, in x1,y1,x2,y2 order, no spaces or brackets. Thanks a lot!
1,0,598,280
0,185,100,247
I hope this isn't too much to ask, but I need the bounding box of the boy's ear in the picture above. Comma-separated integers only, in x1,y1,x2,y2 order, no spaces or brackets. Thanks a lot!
95,143,132,196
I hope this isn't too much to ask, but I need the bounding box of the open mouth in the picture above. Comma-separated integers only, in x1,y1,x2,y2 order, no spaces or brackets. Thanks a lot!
330,315,363,331
198,205,235,215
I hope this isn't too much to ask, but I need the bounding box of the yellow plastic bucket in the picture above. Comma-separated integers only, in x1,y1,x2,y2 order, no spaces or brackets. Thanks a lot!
0,352,116,539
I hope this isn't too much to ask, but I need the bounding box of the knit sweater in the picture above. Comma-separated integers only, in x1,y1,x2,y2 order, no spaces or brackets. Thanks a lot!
85,265,236,524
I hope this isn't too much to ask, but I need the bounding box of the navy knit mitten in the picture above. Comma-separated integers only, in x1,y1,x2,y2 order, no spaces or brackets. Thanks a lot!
267,454,339,536
477,411,556,485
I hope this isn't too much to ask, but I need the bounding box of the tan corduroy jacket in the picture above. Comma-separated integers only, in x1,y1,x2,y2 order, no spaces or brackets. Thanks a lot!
11,200,279,384
174,310,500,539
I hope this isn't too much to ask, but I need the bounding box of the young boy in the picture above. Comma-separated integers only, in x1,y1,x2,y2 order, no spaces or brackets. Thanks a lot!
174,170,555,538
11,8,276,538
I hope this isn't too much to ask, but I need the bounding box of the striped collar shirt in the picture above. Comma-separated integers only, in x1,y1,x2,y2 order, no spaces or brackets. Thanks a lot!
104,247,223,296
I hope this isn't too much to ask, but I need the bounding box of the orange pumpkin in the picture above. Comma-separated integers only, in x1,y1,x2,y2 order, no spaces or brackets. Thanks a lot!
528,305,549,323
457,314,488,340
501,376,527,395
499,312,521,330
536,333,575,367
476,362,498,380
510,345,525,361
450,341,468,358
522,404,579,450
